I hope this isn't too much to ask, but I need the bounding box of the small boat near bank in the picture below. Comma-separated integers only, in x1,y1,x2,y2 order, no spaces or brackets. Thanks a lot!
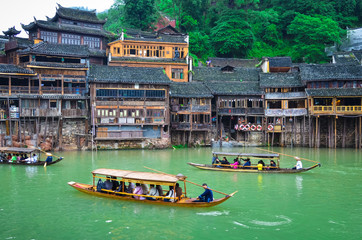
68,168,236,207
0,147,63,166
188,151,321,173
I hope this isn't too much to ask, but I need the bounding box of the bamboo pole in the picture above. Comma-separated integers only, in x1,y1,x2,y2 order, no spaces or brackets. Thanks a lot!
256,147,320,164
143,166,233,196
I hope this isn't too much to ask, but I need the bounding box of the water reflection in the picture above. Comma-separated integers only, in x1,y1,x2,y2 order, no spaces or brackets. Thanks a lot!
296,175,303,197
258,174,263,191
25,166,38,178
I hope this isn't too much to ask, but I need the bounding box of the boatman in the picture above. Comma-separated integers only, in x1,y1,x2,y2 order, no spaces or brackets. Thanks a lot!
292,157,303,169
193,183,213,203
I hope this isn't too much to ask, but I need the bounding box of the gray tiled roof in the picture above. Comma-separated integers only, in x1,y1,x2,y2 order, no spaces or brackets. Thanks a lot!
55,5,106,24
111,56,187,64
268,57,292,68
18,41,89,57
208,57,258,68
26,62,87,69
300,64,362,82
122,29,188,44
259,72,303,88
333,52,360,64
0,64,35,74
205,81,262,95
193,67,260,82
22,20,112,38
170,82,213,98
88,65,171,85
306,88,362,96
89,49,106,57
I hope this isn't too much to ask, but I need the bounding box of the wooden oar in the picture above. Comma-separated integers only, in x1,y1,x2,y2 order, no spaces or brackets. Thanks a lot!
256,148,320,163
144,166,234,197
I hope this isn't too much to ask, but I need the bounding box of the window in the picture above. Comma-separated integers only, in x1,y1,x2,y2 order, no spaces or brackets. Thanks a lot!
40,31,57,43
61,33,81,45
96,89,165,99
171,69,184,79
84,36,100,49
50,100,57,108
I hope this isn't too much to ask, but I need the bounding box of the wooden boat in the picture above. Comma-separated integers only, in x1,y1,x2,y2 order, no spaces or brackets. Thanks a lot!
0,147,63,166
68,168,236,207
187,151,321,173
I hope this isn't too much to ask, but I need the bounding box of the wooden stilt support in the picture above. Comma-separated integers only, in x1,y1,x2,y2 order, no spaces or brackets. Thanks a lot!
342,117,346,148
334,116,337,148
272,117,275,146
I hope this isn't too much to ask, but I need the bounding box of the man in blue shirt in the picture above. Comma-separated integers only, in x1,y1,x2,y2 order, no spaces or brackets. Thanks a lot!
242,158,251,168
193,183,213,202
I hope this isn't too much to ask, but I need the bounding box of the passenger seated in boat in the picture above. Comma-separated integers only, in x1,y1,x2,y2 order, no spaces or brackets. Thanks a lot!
220,157,230,165
164,186,175,202
292,157,303,170
242,158,251,168
269,160,277,170
133,183,145,200
230,159,239,169
20,154,27,162
111,177,120,190
257,160,265,171
156,185,163,196
104,177,113,190
141,184,149,195
96,179,104,192
175,183,183,201
146,184,159,200
127,182,135,193
11,154,17,163
212,156,220,165
7,154,12,161
193,183,213,203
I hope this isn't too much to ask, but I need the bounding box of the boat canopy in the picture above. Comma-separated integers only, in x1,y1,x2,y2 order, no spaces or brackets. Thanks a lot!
92,168,186,183
0,147,38,154
212,152,279,158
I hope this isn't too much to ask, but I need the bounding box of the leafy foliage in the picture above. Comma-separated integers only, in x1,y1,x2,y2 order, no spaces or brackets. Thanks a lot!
99,0,361,63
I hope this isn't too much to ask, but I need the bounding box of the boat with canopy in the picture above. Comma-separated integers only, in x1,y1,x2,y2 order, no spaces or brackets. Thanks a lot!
68,168,236,207
0,147,63,166
188,151,321,173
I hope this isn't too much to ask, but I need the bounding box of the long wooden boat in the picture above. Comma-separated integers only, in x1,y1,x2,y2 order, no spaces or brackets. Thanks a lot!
68,168,236,207
0,147,63,166
187,152,321,173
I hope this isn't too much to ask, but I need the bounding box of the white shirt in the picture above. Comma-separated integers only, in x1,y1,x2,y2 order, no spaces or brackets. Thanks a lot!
166,189,175,202
148,187,159,200
296,161,303,169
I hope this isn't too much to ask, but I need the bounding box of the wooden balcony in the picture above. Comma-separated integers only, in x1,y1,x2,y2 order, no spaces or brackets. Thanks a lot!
171,122,210,131
62,109,88,118
336,106,362,115
171,104,211,113
21,108,61,117
218,108,264,115
312,106,333,114
265,108,307,117
95,129,145,140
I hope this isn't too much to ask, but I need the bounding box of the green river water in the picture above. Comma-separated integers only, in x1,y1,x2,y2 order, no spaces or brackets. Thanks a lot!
0,147,361,240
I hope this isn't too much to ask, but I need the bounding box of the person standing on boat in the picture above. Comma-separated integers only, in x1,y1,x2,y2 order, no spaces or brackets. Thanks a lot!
292,157,303,169
212,155,220,165
193,183,213,203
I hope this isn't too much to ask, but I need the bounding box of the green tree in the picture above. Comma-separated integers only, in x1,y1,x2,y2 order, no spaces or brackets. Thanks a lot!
98,0,125,34
123,0,157,30
210,9,254,57
287,14,343,63
189,31,214,61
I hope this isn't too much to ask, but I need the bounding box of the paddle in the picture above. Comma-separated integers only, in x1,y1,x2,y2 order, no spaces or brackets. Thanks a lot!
143,166,235,197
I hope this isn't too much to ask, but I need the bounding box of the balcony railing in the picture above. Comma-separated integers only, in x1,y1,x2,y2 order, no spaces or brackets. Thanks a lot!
171,122,190,130
96,130,144,139
62,109,88,118
265,108,307,116
312,106,333,113
336,106,362,114
171,104,211,112
21,108,60,117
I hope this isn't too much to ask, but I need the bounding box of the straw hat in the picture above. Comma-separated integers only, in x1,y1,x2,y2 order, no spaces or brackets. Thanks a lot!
295,157,300,161
46,153,52,156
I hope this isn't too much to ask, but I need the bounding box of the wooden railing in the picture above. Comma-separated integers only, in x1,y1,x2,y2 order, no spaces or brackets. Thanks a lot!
313,106,333,113
21,108,60,117
96,129,144,139
62,109,88,118
336,106,362,113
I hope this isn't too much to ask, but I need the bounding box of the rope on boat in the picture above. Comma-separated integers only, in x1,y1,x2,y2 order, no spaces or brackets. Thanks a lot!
256,148,320,164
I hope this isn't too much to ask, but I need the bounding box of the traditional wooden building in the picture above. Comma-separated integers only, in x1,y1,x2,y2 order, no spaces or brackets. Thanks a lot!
260,72,308,146
14,41,90,150
88,65,171,149
207,57,259,68
193,66,264,143
0,64,37,146
300,64,362,148
108,29,190,82
21,4,113,65
170,82,213,146
261,57,293,73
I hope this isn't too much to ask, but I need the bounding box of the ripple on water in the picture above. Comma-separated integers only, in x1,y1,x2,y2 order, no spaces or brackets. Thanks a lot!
250,215,292,227
196,211,230,216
